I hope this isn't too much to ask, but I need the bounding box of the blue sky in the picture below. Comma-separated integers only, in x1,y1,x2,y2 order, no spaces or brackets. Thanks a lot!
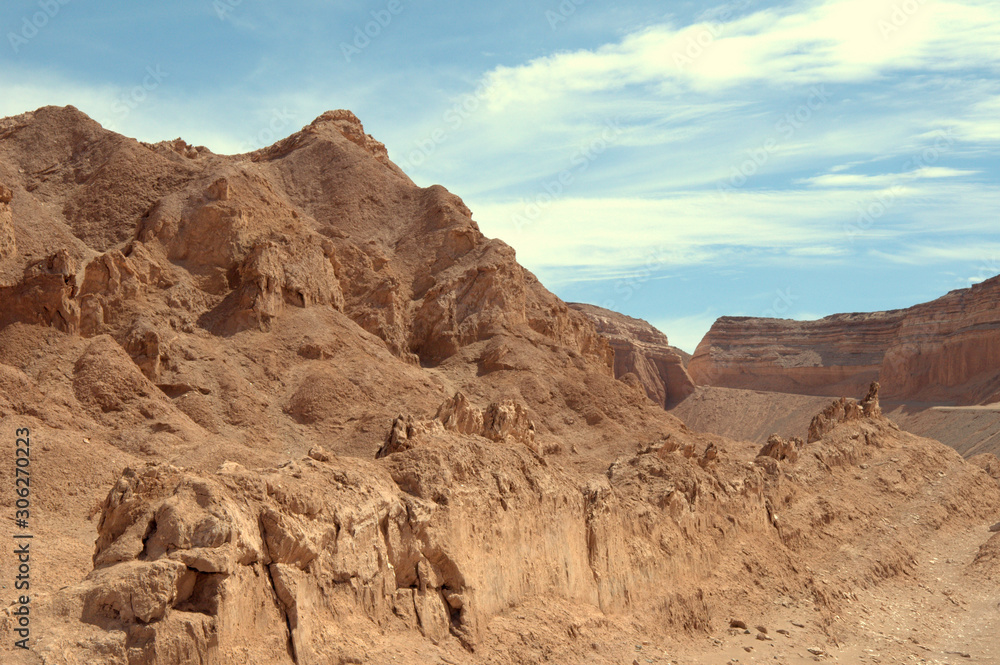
2,0,998,351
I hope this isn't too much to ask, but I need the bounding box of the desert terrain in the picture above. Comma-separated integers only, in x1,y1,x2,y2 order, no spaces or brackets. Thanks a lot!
0,106,997,664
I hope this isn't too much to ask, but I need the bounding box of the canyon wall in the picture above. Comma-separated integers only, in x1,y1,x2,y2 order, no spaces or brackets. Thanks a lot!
570,303,695,407
689,276,1000,405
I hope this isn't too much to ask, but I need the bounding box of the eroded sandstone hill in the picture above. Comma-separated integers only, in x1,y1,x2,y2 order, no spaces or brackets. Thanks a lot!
569,303,695,408
0,107,998,664
688,276,1000,406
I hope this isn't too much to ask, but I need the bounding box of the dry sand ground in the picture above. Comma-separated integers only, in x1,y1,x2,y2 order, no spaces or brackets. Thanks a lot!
673,386,1000,459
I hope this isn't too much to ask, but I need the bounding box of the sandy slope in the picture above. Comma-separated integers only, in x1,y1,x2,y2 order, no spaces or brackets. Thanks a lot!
673,386,1000,459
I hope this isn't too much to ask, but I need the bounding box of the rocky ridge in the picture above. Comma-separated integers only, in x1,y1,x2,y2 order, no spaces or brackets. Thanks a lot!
569,303,695,408
12,384,1000,664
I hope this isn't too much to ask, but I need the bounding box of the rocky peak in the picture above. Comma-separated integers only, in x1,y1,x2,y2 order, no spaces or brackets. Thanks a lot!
301,109,396,169
758,433,803,462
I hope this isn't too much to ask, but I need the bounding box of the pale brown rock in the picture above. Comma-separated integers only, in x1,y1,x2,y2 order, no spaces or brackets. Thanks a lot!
970,453,1000,487
378,393,537,458
435,391,484,435
483,399,536,447
699,442,719,469
808,382,886,443
0,183,14,262
689,280,1000,406
571,303,695,407
759,434,802,462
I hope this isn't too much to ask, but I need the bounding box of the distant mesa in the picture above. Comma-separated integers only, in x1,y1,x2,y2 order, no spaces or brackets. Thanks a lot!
688,278,1000,406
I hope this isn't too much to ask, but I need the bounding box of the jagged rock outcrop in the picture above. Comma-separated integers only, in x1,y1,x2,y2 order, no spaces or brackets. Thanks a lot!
758,434,803,462
570,303,695,408
689,277,1000,406
0,105,611,369
378,392,537,457
807,382,887,443
435,391,484,435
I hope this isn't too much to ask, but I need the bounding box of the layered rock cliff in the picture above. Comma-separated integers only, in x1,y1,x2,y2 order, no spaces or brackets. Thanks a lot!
569,303,695,408
689,276,1000,405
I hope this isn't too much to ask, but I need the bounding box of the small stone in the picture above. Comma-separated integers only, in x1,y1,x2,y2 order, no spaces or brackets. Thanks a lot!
808,647,825,656
756,633,772,641
777,629,790,635
308,445,331,462
989,522,1000,533
730,619,748,629
756,625,768,634
744,646,753,653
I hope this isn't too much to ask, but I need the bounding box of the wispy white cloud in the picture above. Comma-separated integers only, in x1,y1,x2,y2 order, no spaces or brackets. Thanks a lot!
947,94,1000,142
871,243,1000,265
471,175,998,275
477,0,1000,109
801,166,978,187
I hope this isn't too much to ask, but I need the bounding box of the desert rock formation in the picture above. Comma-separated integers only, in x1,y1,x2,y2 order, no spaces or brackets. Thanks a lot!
570,303,695,408
1,107,999,664
689,277,1000,406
